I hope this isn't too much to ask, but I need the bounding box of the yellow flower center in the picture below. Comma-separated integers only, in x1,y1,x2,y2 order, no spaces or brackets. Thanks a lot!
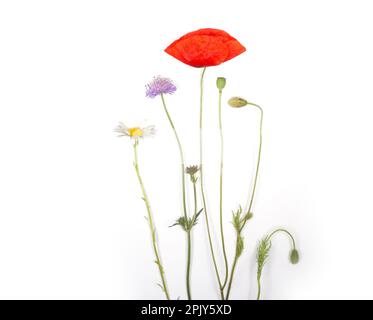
128,127,143,138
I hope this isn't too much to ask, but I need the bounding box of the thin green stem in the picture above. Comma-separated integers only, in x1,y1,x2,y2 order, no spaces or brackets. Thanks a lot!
225,235,240,299
226,103,263,300
186,230,192,299
184,179,199,300
218,89,229,290
133,140,170,300
198,67,224,300
193,181,198,220
256,228,297,300
160,94,192,300
240,104,263,232
160,94,187,219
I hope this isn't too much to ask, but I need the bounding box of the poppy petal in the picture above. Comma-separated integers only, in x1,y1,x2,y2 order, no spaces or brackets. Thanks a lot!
165,28,246,67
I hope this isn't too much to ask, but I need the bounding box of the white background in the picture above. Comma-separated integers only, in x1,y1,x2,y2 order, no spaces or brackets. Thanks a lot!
1,0,373,300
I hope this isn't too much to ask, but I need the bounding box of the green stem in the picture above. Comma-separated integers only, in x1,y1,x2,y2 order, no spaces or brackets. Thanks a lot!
160,94,188,220
198,67,224,300
226,103,263,300
256,276,261,300
193,181,198,221
133,140,170,300
225,235,240,299
256,228,297,300
186,230,192,299
240,104,263,233
268,228,296,249
218,89,229,290
160,94,192,300
185,179,198,300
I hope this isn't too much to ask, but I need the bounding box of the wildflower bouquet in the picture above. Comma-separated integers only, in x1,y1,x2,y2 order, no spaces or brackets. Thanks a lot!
115,28,299,300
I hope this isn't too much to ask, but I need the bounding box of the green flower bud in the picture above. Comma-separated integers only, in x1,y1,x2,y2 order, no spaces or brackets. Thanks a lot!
228,96,248,108
216,77,226,91
290,249,299,264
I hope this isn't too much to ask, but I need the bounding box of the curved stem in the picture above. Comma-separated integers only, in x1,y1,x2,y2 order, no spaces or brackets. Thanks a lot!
226,104,263,300
133,140,170,300
160,94,192,300
218,89,229,289
240,104,263,232
268,228,297,249
256,228,297,300
199,67,224,299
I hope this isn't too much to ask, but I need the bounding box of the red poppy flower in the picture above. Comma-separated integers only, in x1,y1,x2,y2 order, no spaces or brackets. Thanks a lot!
165,28,246,68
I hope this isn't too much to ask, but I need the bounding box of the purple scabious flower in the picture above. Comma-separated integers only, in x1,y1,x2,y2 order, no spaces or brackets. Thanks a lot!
145,76,177,98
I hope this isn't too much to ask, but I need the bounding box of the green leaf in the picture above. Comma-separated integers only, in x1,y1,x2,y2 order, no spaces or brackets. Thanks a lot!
169,217,188,231
232,206,243,232
192,208,203,227
157,283,165,292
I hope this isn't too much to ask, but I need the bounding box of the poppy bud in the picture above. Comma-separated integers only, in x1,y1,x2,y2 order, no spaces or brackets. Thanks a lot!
216,77,226,91
228,97,248,108
290,249,299,264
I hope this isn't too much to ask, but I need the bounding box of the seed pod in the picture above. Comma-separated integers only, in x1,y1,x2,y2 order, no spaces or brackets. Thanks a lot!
228,96,248,108
216,77,226,91
290,249,299,264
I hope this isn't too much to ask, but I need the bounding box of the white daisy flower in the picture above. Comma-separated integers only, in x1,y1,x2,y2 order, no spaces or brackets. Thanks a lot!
114,122,156,139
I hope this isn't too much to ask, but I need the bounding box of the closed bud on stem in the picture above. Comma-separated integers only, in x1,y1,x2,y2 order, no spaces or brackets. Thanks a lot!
216,77,226,91
290,249,299,264
228,96,248,108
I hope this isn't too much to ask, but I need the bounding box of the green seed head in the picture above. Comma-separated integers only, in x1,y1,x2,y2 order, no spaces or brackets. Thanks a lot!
290,249,299,264
216,77,226,91
228,97,248,108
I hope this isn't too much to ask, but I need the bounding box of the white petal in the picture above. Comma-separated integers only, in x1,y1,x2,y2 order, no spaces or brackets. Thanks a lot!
114,122,130,136
142,125,156,137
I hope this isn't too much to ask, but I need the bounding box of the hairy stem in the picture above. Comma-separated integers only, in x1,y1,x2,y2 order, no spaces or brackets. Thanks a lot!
256,228,297,300
160,94,192,300
226,104,263,300
198,67,224,300
240,104,263,232
193,181,198,220
268,228,296,249
186,230,192,299
133,140,170,300
225,235,240,299
160,94,188,220
218,89,229,290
